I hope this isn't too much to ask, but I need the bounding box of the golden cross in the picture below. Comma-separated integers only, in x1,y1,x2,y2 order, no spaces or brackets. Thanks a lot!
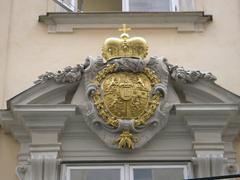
118,24,131,34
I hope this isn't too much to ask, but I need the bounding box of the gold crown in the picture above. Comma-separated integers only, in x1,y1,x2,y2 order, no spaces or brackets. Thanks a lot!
102,24,148,61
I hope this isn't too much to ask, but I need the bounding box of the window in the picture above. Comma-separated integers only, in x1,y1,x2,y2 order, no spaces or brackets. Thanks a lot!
53,0,195,12
62,164,189,180
130,165,188,180
122,0,179,12
65,166,124,180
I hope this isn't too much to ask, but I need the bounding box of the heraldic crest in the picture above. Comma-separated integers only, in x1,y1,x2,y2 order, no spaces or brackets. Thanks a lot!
83,25,171,150
36,25,217,150
36,24,172,150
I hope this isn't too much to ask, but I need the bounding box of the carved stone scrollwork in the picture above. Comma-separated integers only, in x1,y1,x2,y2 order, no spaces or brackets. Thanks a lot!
225,163,239,175
34,64,84,84
16,165,27,180
165,60,217,83
111,57,145,73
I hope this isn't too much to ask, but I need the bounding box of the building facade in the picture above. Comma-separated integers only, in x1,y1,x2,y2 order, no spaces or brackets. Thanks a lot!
1,0,240,180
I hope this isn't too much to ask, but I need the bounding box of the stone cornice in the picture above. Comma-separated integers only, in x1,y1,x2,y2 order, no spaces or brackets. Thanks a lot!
12,104,77,113
175,103,239,115
39,11,212,33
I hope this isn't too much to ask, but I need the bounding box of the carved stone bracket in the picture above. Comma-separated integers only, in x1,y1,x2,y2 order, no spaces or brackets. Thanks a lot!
30,144,61,180
192,156,239,178
16,165,28,180
192,156,226,177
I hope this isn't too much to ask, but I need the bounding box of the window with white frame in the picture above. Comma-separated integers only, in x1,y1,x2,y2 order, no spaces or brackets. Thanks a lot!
62,164,189,180
122,0,180,12
53,0,195,13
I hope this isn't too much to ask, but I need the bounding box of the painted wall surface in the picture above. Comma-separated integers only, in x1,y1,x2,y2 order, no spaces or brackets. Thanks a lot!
0,128,19,180
0,0,240,179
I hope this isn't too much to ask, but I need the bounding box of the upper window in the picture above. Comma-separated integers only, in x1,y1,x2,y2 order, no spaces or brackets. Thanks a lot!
53,0,195,12
123,0,179,12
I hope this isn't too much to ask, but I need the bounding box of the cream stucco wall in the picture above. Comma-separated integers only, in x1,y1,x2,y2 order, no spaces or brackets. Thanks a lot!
0,0,240,179
0,128,19,180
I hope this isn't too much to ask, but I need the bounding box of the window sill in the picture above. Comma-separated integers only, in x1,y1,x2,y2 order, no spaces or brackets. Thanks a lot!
39,11,212,33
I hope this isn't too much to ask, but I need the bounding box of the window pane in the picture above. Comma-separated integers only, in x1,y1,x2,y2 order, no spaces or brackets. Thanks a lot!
70,169,121,180
82,0,122,12
129,0,171,12
134,169,152,180
133,168,184,180
179,0,194,11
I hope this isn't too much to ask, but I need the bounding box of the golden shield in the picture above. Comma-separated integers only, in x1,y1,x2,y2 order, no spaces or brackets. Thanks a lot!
92,64,161,128
102,72,151,119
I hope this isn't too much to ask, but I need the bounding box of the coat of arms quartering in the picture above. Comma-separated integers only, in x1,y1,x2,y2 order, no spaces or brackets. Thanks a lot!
36,25,216,150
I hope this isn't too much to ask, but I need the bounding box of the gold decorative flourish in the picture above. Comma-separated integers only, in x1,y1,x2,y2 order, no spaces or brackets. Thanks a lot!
95,64,117,82
113,130,137,150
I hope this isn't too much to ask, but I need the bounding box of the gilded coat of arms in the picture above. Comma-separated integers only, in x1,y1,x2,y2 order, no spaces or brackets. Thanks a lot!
35,24,219,151
84,25,171,150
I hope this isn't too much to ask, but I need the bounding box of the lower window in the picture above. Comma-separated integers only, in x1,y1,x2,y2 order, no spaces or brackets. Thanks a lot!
63,164,189,180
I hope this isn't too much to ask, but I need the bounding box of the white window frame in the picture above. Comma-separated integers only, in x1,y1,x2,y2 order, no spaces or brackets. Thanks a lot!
129,165,189,180
63,164,189,180
52,0,194,13
65,165,124,180
122,0,180,12
53,0,78,12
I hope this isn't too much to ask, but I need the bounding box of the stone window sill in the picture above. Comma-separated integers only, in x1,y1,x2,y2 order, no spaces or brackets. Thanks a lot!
39,11,212,33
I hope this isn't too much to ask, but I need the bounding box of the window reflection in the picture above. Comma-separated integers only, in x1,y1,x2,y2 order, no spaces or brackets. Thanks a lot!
129,0,171,12
71,169,121,180
133,168,184,180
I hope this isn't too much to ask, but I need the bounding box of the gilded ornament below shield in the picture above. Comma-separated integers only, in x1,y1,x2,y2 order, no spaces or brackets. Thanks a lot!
113,130,137,150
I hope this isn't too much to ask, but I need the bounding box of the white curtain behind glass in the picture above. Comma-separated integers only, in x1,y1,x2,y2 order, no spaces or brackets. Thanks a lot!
129,0,171,12
70,169,120,180
179,0,195,11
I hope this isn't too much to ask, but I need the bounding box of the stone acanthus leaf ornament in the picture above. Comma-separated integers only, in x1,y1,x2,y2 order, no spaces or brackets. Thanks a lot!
165,60,217,83
34,64,83,84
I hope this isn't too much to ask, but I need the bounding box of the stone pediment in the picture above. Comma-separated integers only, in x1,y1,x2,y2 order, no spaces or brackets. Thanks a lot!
1,57,240,180
2,56,240,149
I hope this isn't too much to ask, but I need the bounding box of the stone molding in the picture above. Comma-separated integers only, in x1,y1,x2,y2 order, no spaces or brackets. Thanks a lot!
38,12,212,33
